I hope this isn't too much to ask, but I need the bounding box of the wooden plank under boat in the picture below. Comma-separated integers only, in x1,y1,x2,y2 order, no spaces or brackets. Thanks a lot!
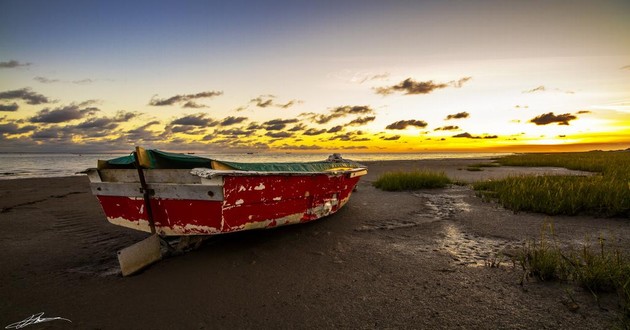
85,148,368,237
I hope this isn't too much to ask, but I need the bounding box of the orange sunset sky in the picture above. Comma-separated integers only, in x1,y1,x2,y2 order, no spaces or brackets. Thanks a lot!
1,0,629,153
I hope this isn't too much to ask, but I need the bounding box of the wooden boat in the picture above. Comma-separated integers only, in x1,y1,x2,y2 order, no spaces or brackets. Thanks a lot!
85,147,367,275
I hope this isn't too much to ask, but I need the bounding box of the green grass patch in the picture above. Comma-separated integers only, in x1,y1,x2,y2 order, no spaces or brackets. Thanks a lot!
474,151,630,217
373,170,451,191
519,223,630,326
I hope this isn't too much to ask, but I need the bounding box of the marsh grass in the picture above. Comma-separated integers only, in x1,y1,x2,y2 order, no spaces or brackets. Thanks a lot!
520,223,630,326
373,170,451,191
474,151,630,217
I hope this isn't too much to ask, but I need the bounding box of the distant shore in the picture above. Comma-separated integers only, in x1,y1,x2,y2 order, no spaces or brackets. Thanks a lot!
1,158,628,329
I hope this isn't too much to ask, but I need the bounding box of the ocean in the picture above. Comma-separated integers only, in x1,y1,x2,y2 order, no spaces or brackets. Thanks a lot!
0,152,510,180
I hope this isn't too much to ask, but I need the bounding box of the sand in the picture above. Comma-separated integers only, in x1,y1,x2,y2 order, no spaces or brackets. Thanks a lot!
1,158,629,329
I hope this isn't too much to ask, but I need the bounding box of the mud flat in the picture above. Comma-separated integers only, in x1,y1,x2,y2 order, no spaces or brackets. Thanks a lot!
1,158,628,329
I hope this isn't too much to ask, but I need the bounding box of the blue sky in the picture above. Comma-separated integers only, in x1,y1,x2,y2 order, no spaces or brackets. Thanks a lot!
1,0,629,153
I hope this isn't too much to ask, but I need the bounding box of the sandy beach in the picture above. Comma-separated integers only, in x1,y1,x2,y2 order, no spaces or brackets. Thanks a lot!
1,158,629,329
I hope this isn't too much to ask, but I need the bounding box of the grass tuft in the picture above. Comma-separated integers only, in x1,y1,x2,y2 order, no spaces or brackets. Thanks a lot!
519,223,630,327
373,170,451,191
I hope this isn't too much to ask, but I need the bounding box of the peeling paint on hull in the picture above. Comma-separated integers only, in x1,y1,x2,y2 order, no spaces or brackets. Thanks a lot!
89,168,366,236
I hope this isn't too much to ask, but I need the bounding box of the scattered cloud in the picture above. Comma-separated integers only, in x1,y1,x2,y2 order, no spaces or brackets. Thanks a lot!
0,122,36,135
182,101,207,109
250,95,302,109
170,113,218,127
29,104,99,123
576,110,592,114
452,132,497,139
0,88,52,105
304,105,374,124
385,119,428,130
113,110,140,122
434,125,459,131
251,95,275,108
529,112,577,125
327,125,343,133
445,112,469,120
621,65,630,70
303,128,327,136
220,116,248,126
523,85,574,94
375,77,471,95
34,76,60,84
523,85,546,93
515,105,529,109
380,135,401,141
263,118,299,131
0,60,31,69
265,131,294,138
0,103,19,112
346,116,376,126
351,72,390,84
149,90,223,107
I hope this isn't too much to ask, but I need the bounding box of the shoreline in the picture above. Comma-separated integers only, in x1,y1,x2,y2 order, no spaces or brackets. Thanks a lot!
1,158,628,329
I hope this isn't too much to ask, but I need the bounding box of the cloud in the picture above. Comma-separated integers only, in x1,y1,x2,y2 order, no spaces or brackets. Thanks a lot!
452,132,498,139
576,110,592,114
288,123,307,132
265,131,293,138
29,104,99,123
262,118,299,130
250,95,302,109
113,110,141,122
523,86,574,94
251,96,274,108
182,101,207,109
330,130,368,141
523,85,546,93
380,135,401,141
351,72,390,84
327,125,343,133
34,76,60,84
278,100,301,109
220,116,248,126
0,88,52,105
375,77,471,95
74,117,119,130
31,128,62,139
0,60,31,69
529,112,577,125
149,90,223,107
304,105,374,124
0,122,36,135
445,112,469,120
170,113,218,127
214,128,250,137
0,103,19,112
303,128,327,136
385,119,428,130
621,65,630,70
434,125,459,131
346,116,375,126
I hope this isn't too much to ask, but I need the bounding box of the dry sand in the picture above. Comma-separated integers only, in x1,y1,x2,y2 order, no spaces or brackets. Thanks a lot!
1,158,629,329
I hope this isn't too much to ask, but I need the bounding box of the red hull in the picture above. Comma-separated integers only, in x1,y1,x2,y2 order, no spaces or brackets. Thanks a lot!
88,168,366,236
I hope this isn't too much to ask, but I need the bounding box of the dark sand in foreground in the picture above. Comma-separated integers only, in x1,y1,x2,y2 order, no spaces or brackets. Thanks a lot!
1,158,629,329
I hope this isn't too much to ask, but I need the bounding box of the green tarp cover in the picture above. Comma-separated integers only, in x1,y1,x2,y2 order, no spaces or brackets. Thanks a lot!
100,150,212,169
100,149,362,172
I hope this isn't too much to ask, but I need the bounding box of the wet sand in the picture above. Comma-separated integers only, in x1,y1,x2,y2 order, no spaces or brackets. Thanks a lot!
1,158,629,329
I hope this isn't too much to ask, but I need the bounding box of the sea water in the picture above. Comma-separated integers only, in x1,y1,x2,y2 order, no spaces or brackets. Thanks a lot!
0,152,510,180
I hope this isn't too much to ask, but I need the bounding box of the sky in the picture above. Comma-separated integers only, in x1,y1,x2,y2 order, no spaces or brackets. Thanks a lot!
1,0,629,153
